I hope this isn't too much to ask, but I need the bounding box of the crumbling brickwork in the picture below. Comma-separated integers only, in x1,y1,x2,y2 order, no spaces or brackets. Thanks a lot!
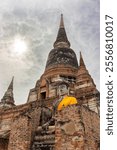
8,104,41,150
81,106,100,150
0,101,41,150
55,105,85,150
55,105,99,150
8,115,32,150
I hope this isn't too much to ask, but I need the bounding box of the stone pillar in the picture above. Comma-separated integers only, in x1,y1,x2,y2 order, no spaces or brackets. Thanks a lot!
55,105,85,150
46,79,49,98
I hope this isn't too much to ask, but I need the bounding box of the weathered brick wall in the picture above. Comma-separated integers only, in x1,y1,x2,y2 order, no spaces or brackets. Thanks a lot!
81,106,100,150
55,105,99,150
0,101,41,150
8,105,41,150
0,102,32,136
8,115,32,150
0,103,30,150
55,105,85,150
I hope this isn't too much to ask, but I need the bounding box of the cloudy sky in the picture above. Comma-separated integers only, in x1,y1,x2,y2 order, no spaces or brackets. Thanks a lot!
0,0,100,105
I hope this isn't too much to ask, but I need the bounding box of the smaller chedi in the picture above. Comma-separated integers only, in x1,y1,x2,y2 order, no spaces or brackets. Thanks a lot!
0,14,100,150
0,77,15,108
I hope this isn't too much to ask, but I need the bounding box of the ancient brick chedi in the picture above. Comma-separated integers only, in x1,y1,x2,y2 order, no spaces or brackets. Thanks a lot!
0,14,100,150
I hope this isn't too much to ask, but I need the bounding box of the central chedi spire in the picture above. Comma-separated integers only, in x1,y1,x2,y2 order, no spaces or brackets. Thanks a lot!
54,14,70,48
45,14,78,70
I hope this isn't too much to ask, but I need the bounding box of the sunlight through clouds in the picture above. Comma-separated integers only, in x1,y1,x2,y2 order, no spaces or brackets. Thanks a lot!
10,36,28,56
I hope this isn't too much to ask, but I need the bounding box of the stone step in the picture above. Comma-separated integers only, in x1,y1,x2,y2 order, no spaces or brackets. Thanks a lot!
33,140,55,145
32,141,55,150
36,125,55,133
31,125,55,150
34,134,55,141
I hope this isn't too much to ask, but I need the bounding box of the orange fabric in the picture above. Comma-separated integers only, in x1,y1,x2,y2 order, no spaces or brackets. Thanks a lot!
57,96,78,111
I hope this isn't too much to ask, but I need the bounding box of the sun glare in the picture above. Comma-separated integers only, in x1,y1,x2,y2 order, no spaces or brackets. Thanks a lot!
12,38,27,55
